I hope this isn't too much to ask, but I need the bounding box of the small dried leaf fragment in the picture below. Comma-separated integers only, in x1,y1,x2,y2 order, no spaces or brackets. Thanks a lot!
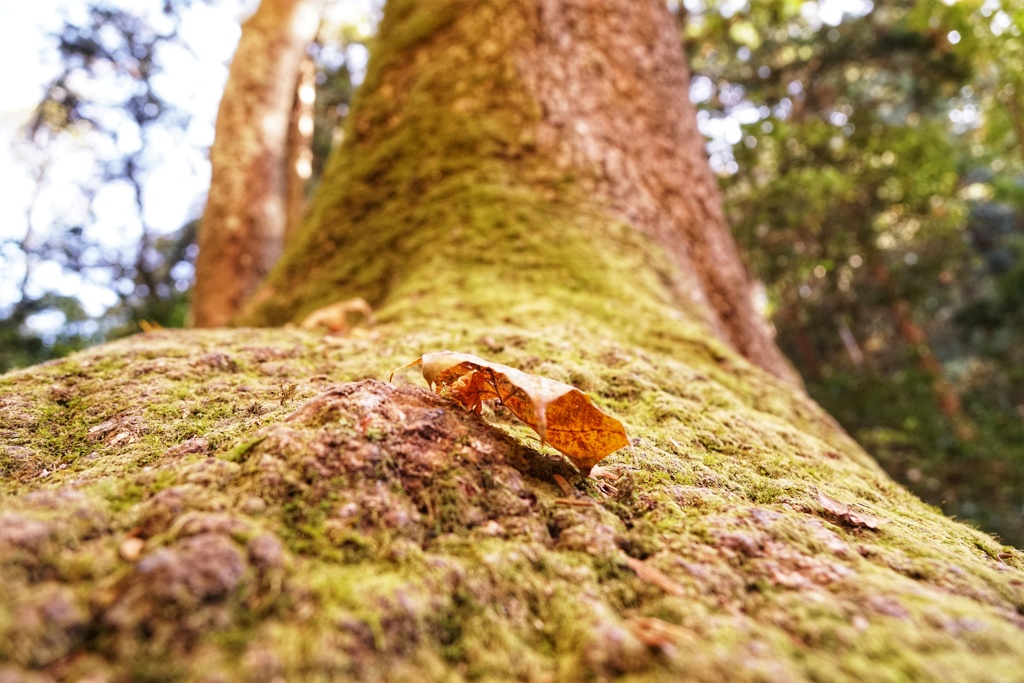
622,556,686,596
627,616,686,652
391,351,629,475
817,488,886,530
300,297,376,335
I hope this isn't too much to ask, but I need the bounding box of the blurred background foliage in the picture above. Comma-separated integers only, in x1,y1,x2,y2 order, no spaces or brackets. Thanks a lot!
683,0,1024,544
2,0,1022,545
0,0,366,368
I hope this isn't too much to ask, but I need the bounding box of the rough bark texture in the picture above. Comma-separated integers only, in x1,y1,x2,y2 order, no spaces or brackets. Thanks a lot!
2,0,1023,681
519,0,796,383
192,0,322,328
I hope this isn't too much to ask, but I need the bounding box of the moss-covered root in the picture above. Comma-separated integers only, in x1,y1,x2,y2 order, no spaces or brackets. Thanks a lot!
1,327,1022,681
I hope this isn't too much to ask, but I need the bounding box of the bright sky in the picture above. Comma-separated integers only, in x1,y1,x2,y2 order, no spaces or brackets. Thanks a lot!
0,0,249,325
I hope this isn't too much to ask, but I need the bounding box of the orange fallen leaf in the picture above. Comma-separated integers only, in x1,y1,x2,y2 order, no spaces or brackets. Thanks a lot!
817,488,886,530
390,351,629,475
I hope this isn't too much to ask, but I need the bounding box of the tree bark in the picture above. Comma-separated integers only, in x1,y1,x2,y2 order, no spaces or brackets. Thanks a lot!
240,0,798,386
285,55,316,244
191,0,322,328
1,0,1022,680
519,0,797,383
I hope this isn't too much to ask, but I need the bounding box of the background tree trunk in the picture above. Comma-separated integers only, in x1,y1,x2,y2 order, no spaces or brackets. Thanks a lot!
191,0,322,328
1,0,1022,680
285,55,316,244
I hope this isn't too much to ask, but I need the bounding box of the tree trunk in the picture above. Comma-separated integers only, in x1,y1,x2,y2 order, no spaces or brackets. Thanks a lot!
240,0,798,386
285,55,316,244
1,0,1022,680
191,0,322,328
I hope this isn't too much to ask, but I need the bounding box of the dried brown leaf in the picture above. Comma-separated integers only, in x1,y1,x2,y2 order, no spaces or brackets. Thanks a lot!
817,488,886,530
391,351,629,475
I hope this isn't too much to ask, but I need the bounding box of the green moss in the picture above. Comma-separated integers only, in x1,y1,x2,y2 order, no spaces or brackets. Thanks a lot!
223,436,267,463
3,0,1024,679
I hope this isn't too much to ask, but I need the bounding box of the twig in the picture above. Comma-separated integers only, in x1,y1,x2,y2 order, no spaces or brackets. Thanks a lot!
554,498,596,507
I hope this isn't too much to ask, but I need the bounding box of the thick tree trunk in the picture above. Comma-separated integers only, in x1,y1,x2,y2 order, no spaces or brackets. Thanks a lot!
191,0,322,328
1,0,1022,680
240,0,798,385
